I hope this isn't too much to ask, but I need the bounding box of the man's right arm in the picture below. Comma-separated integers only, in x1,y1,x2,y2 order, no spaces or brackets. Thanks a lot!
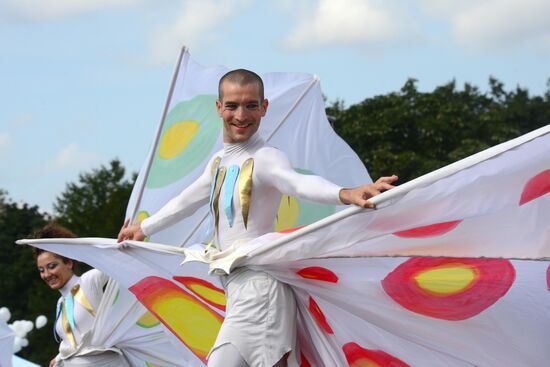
117,155,218,242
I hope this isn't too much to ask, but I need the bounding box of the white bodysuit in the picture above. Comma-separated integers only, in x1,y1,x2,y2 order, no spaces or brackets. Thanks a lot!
55,270,130,367
141,134,343,366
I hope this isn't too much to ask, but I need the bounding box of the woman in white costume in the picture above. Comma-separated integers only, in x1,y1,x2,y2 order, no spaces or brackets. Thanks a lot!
33,224,130,367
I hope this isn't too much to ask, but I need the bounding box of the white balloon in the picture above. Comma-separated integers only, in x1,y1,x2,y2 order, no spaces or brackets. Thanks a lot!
35,315,48,329
0,307,11,322
23,320,34,333
12,320,28,338
20,337,29,347
13,336,22,353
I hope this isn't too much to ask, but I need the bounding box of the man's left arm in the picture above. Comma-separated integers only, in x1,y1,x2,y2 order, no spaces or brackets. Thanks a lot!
256,148,397,207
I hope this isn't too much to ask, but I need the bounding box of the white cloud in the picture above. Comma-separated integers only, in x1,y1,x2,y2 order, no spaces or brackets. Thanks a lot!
421,0,550,50
0,0,139,21
49,142,98,171
282,0,412,50
148,0,249,65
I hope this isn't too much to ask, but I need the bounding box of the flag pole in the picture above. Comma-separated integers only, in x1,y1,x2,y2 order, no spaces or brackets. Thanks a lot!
247,124,550,258
129,46,188,224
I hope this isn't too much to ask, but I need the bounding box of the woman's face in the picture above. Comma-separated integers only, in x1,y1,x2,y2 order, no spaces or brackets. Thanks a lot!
36,252,74,290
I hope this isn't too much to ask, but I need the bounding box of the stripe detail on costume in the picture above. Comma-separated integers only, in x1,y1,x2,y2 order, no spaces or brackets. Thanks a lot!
223,165,240,227
238,158,254,229
72,284,96,317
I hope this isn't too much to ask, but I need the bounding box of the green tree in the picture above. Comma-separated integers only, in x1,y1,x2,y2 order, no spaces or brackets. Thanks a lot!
331,77,550,183
53,159,136,238
0,191,56,366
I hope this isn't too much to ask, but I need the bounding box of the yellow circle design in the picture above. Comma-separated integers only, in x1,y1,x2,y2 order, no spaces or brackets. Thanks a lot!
136,311,160,328
352,359,381,367
414,265,477,295
137,211,149,224
275,195,300,231
159,120,200,160
153,296,221,359
136,211,150,242
189,284,226,307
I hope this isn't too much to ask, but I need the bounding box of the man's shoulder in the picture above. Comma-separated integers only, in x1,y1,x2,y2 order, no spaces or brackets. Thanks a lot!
255,145,285,158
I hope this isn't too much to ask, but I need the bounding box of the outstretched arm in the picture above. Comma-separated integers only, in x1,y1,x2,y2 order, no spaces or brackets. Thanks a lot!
256,147,397,207
117,154,220,243
339,175,398,208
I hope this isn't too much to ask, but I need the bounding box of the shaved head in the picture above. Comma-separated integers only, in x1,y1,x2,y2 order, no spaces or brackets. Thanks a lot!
218,69,264,101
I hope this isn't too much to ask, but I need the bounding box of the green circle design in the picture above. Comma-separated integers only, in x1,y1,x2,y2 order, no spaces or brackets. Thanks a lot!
146,95,221,188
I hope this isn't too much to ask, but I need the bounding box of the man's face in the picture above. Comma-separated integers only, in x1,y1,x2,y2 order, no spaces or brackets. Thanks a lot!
216,81,268,144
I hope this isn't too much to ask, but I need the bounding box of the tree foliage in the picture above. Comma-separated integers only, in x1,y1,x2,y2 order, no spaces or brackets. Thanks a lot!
1,160,136,365
0,192,55,366
329,77,550,183
53,159,136,238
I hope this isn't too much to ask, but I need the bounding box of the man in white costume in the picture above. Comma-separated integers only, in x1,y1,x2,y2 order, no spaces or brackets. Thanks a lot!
119,69,397,367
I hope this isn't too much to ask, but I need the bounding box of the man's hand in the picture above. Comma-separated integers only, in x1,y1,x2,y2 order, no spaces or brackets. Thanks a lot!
339,175,398,208
49,357,58,367
117,219,146,243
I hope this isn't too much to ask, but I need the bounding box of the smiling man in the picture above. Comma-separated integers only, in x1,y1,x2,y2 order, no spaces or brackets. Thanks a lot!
118,69,397,367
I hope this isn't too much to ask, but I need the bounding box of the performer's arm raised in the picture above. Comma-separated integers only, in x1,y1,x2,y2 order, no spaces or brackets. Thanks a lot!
255,146,397,208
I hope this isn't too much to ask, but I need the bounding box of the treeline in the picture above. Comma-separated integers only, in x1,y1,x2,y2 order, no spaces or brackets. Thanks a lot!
1,78,549,365
329,77,550,182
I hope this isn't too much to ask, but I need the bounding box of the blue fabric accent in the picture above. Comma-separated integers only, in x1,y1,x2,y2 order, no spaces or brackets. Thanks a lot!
54,300,62,343
223,165,240,227
65,293,76,331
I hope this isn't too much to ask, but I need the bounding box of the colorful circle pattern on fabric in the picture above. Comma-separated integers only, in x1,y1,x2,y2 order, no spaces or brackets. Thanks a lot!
173,276,226,312
137,210,150,242
136,311,161,328
519,169,550,205
146,95,221,188
129,276,223,364
308,296,333,334
393,220,462,238
382,258,515,320
275,168,336,232
297,266,339,283
342,342,410,367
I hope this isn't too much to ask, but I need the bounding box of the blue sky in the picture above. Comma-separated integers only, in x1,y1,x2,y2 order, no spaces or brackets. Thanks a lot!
0,0,549,213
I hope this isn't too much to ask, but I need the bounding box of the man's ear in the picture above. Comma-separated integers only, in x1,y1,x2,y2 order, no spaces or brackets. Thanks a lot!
261,98,269,116
216,99,223,117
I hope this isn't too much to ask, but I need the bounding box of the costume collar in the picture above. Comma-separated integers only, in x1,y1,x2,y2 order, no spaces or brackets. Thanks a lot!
59,274,80,297
223,133,264,156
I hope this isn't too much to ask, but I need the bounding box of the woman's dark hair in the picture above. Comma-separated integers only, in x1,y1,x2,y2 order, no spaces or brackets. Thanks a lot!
31,223,79,272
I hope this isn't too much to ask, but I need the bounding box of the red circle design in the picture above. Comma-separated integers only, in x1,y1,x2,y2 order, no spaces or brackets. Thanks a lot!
519,169,550,206
342,342,410,367
382,258,515,320
393,220,462,238
297,267,339,283
308,296,334,334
